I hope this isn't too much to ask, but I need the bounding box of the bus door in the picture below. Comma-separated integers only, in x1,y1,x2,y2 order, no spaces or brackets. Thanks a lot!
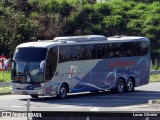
43,47,58,95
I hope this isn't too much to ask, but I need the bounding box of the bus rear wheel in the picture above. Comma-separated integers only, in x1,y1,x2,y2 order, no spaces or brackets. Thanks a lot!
30,95,39,99
117,78,125,93
57,84,68,99
126,78,134,92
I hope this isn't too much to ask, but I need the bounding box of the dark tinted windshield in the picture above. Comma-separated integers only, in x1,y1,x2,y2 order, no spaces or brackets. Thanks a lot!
14,48,47,62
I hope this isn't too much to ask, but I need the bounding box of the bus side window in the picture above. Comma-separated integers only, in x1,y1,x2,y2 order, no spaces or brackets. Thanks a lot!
107,44,114,58
59,52,65,63
118,43,125,57
83,45,93,60
70,46,83,61
91,45,97,59
141,41,149,56
122,43,134,57
96,44,105,59
132,42,141,56
59,46,71,63
113,43,121,58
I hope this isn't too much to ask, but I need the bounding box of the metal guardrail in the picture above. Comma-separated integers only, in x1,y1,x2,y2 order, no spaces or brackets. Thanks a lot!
150,70,160,75
0,82,11,87
0,70,160,87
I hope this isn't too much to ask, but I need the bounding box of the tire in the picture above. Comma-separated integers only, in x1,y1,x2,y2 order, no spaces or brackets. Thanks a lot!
30,95,39,99
126,78,134,92
57,84,68,99
117,78,125,93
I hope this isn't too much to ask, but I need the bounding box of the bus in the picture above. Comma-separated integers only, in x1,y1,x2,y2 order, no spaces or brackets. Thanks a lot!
5,35,150,99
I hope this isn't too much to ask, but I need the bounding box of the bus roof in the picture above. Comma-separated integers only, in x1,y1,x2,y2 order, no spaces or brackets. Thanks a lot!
107,36,148,41
17,35,149,48
53,35,107,42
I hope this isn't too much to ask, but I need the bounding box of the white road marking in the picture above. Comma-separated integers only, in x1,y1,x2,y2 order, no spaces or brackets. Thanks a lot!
11,105,24,108
90,107,99,111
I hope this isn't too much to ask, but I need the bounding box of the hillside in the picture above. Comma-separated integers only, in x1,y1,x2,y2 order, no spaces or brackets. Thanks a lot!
0,0,160,62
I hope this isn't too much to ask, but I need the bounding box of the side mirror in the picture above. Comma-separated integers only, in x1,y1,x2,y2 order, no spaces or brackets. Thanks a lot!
4,58,13,70
40,60,46,72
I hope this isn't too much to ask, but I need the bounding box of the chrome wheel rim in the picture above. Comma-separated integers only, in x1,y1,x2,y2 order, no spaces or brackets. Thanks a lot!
60,87,67,98
118,81,124,93
127,80,133,91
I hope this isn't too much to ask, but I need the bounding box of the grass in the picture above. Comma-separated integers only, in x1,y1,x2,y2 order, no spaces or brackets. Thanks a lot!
150,74,160,82
0,71,11,82
0,86,11,94
0,71,11,95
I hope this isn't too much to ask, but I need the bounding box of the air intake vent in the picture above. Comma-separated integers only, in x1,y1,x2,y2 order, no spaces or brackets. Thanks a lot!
53,35,107,42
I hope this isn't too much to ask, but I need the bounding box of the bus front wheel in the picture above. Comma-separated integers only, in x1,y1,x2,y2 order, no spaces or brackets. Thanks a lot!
57,84,68,99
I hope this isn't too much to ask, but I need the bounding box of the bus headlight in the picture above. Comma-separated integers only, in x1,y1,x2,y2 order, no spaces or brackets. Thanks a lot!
26,75,30,82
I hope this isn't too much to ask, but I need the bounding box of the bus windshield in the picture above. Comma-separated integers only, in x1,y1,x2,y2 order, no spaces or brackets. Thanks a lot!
11,47,47,83
11,61,44,83
14,47,47,62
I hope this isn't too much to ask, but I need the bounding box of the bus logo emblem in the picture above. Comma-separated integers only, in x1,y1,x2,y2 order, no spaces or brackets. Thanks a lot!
65,65,78,79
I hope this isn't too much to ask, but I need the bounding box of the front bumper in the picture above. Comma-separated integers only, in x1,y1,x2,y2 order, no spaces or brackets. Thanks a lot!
12,89,43,95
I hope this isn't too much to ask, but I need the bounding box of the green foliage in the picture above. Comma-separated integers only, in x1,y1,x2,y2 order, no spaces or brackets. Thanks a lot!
104,15,123,28
94,3,111,15
127,19,142,35
42,1,60,13
0,0,160,62
63,12,82,35
103,15,124,35
152,63,160,70
59,0,73,17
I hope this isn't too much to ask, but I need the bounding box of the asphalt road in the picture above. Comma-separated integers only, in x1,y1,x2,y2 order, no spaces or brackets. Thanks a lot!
0,82,160,112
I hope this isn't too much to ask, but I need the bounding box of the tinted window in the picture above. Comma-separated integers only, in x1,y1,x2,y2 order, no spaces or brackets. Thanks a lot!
70,46,84,61
83,44,106,59
106,42,149,58
96,44,106,59
59,41,149,63
14,48,47,62
141,41,149,55
45,47,58,81
59,44,107,62
121,42,149,57
106,43,122,58
122,42,141,57
59,46,72,63
84,45,96,59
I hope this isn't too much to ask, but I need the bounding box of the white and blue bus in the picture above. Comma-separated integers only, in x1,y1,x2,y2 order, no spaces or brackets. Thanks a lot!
5,35,150,98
